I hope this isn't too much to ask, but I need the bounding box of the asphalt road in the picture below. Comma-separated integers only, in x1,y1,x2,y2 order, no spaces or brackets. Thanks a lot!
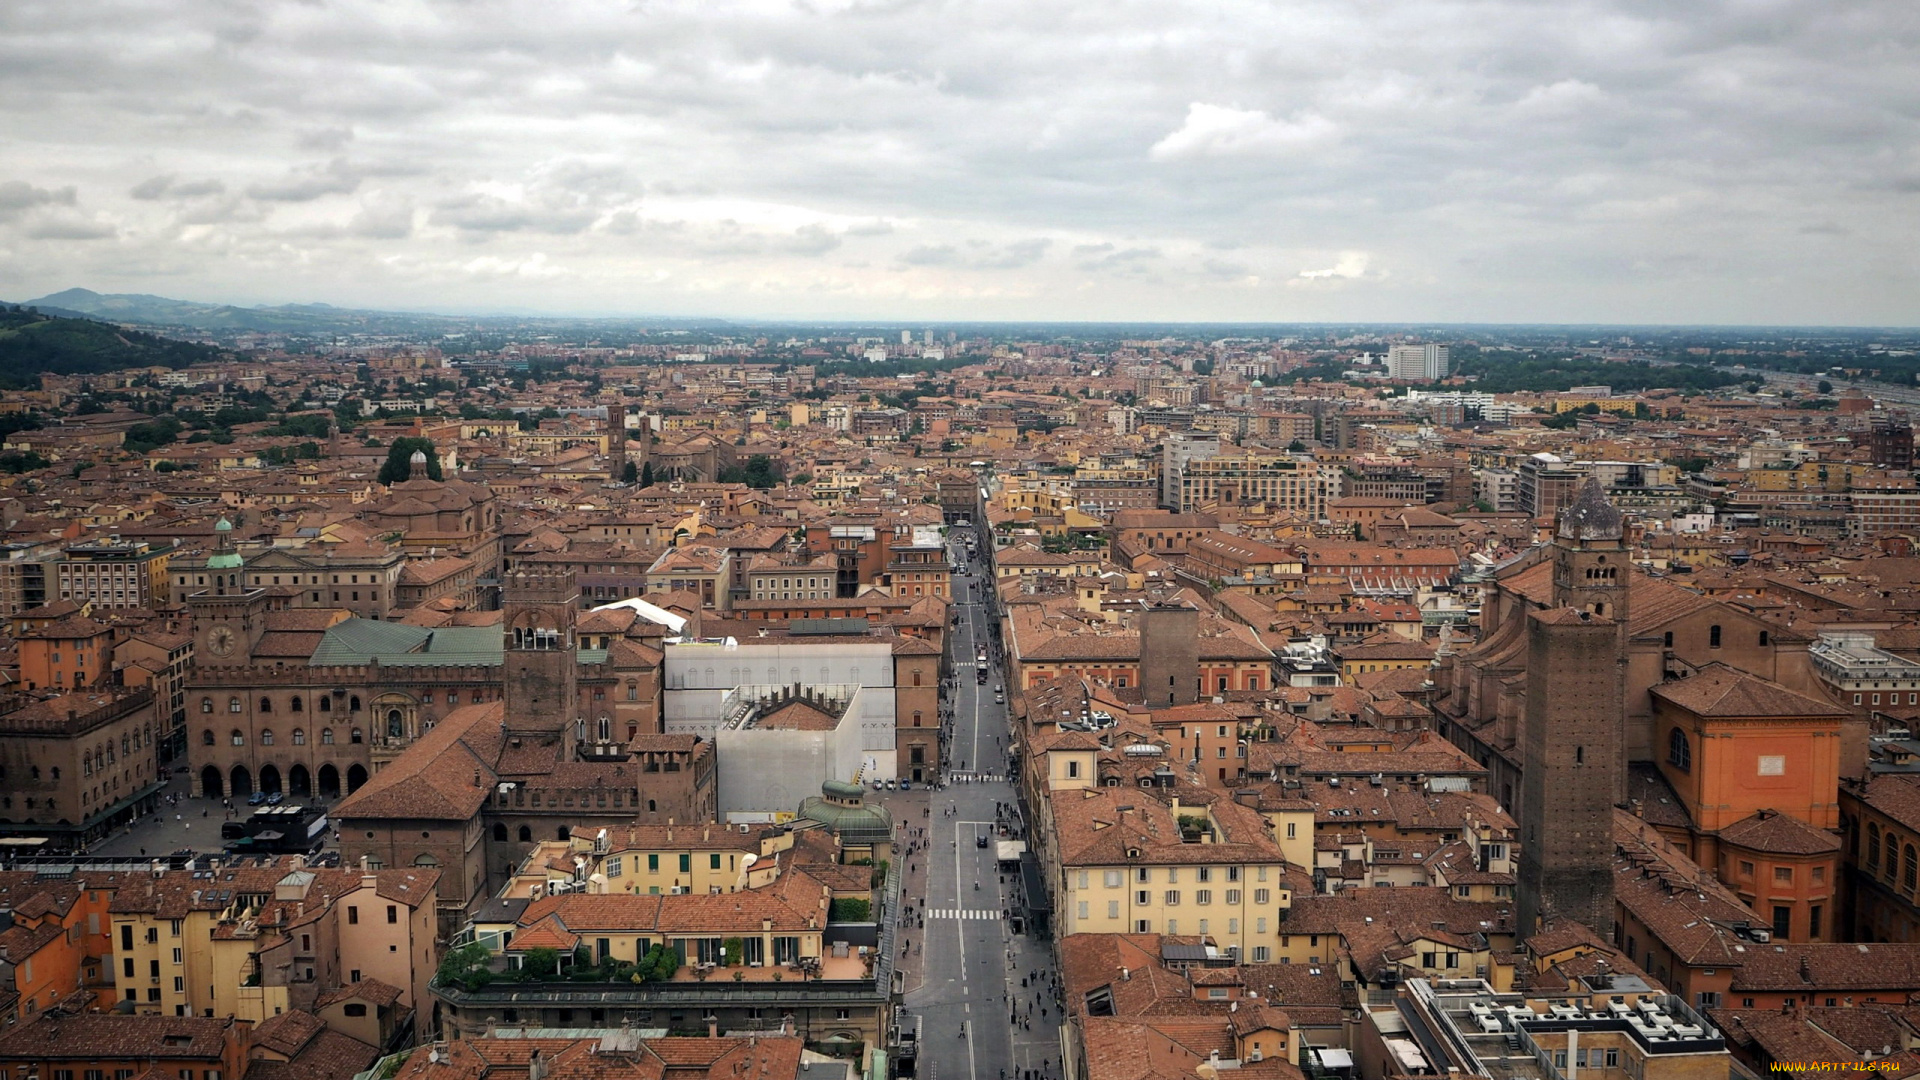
897,534,1066,1080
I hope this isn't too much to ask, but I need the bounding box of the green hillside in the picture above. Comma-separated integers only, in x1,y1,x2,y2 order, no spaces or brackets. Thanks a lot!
0,306,227,389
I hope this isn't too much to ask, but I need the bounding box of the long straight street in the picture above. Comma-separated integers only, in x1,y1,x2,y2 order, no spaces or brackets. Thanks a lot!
894,529,1064,1080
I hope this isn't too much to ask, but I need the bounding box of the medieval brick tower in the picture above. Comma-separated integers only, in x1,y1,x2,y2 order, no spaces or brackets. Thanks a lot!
608,405,627,482
503,567,581,751
1139,602,1201,708
1518,478,1627,937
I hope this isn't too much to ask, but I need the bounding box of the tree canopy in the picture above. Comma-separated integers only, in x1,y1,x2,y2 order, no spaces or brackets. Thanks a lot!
377,437,443,485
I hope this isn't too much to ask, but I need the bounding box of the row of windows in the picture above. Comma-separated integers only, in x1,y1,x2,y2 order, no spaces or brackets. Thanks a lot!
1730,858,1827,887
600,853,726,877
1854,692,1920,706
1076,867,1262,887
1111,916,1271,951
206,728,359,746
1127,889,1251,905
205,689,509,717
204,694,361,713
82,725,153,776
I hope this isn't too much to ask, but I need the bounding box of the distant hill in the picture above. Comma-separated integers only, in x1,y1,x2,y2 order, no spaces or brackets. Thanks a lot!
0,306,227,389
21,287,732,338
23,287,382,335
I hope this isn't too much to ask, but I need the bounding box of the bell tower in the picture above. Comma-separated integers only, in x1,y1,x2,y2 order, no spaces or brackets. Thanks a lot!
1518,478,1627,937
608,406,627,482
1551,477,1630,623
503,568,581,749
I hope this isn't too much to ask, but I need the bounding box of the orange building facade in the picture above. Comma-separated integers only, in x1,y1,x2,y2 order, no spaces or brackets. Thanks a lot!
1650,664,1848,942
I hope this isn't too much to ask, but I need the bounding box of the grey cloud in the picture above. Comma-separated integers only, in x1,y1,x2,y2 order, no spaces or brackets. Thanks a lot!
172,195,264,226
129,175,173,200
247,159,363,202
298,127,355,152
899,244,959,266
23,215,115,240
898,238,1049,270
975,238,1051,269
0,180,77,218
131,175,228,201
1077,246,1160,271
781,224,841,256
170,179,228,199
349,196,415,239
430,193,597,235
0,1,1915,321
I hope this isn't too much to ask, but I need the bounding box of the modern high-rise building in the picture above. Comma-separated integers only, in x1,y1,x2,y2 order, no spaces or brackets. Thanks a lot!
1387,343,1450,380
1517,453,1586,520
1159,430,1220,509
1868,413,1914,471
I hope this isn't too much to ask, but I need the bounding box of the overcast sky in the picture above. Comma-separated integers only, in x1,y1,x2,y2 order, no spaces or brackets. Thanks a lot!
1,0,1916,325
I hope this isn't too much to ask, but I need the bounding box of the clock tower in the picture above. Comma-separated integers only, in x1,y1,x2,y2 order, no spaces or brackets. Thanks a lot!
189,517,268,666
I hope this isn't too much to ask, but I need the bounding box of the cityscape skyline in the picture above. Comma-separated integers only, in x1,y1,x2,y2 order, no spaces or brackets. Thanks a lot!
4,1,1917,325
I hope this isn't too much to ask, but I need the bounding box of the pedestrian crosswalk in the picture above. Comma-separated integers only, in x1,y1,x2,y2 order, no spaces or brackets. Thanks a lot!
947,773,1007,783
925,908,1001,920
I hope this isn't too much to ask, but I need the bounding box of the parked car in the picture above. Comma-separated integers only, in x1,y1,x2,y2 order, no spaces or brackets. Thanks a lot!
900,779,912,791
246,791,267,806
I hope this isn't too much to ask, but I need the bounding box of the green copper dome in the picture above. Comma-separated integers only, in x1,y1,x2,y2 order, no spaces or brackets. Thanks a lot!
207,516,243,571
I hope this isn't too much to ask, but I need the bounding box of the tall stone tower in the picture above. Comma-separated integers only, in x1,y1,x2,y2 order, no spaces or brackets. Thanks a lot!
503,568,581,750
1139,602,1201,708
1517,478,1627,937
608,405,627,482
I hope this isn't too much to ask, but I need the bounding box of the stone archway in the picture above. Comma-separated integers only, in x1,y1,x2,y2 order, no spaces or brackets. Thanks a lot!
230,766,253,798
201,765,224,799
259,764,282,795
317,764,340,798
288,764,311,798
346,764,368,793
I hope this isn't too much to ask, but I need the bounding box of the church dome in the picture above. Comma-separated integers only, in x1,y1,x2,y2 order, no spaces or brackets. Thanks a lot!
410,449,428,466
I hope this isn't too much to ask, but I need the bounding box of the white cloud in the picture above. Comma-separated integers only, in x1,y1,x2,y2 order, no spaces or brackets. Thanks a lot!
1516,79,1605,115
1298,252,1371,280
1150,104,1336,161
459,253,564,279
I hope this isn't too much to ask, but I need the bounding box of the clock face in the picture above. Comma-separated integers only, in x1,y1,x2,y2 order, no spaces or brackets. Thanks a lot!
208,626,237,658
